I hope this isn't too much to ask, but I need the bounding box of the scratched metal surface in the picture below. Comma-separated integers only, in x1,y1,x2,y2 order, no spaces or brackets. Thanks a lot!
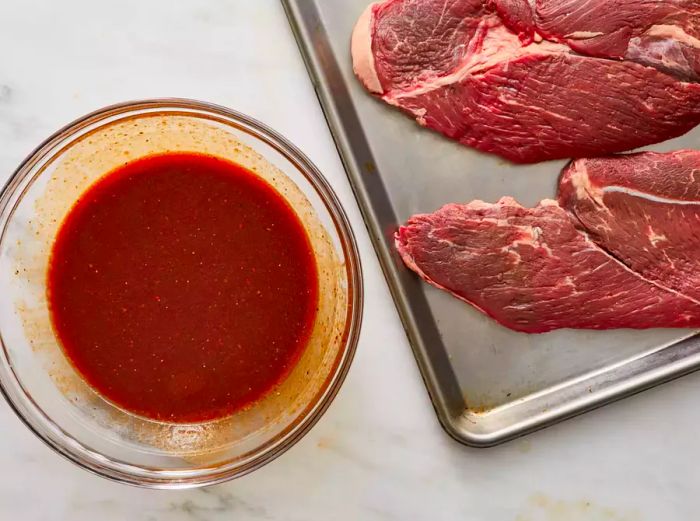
282,0,700,446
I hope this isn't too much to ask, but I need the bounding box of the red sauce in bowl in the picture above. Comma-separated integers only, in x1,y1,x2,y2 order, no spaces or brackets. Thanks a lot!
47,152,318,423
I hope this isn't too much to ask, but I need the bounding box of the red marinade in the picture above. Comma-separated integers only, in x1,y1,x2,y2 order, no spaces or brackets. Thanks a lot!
48,152,318,423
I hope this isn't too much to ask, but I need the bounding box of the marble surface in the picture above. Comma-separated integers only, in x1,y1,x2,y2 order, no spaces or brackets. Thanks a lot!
1,1,699,519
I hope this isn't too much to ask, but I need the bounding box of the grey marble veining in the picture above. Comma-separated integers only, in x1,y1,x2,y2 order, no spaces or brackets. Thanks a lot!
1,1,700,520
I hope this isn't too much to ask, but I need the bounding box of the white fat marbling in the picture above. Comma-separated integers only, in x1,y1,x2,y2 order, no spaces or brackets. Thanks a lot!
1,1,700,520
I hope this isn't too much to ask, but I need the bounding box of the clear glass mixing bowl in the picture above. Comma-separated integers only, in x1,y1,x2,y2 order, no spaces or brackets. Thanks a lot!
0,99,363,488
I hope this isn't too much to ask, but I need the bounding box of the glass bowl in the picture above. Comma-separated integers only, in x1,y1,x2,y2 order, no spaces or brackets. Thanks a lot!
0,99,363,488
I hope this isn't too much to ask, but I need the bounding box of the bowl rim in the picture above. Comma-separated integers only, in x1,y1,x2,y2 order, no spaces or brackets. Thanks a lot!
0,98,364,488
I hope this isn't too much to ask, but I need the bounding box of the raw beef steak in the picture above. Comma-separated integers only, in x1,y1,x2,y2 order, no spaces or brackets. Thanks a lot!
396,150,700,332
396,197,700,332
559,150,700,303
352,0,700,163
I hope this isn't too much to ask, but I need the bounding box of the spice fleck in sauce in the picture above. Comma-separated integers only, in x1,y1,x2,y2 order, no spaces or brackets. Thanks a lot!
48,152,318,423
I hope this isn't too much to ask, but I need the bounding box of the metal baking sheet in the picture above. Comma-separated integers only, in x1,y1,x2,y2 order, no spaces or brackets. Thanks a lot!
282,0,700,446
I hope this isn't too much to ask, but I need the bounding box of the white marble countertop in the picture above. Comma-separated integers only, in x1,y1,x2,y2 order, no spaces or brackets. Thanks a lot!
1,1,699,520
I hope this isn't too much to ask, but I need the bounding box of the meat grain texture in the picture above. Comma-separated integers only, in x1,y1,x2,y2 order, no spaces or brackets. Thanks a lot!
352,0,700,163
396,151,700,332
